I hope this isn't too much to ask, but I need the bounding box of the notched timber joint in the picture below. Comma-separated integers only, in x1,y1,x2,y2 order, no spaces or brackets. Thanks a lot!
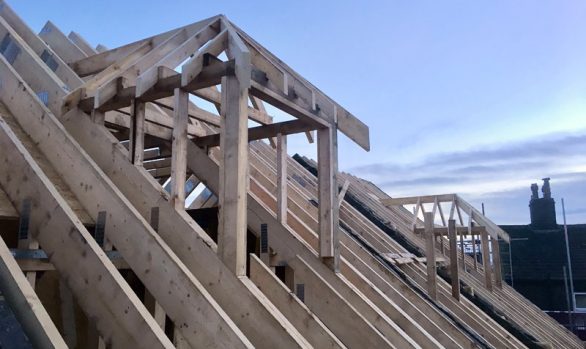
86,59,235,113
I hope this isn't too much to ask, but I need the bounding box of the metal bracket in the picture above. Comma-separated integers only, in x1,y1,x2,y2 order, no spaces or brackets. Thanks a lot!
17,198,31,241
93,211,106,246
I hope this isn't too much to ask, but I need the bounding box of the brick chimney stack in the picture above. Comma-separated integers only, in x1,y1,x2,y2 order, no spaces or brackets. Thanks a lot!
529,178,557,229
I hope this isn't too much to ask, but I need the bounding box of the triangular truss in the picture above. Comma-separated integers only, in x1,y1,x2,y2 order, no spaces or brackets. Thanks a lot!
0,1,581,348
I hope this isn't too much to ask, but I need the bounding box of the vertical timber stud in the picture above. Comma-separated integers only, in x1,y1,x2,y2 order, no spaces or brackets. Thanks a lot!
491,236,503,289
218,74,249,277
424,212,437,300
276,133,287,225
170,88,188,210
317,126,339,272
480,226,493,291
147,207,166,329
472,231,478,270
448,219,460,300
129,99,146,166
460,230,466,272
93,211,108,349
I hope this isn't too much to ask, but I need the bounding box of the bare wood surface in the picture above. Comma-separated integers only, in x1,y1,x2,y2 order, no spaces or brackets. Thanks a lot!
0,186,17,219
218,75,249,276
448,219,460,300
424,212,437,300
480,227,493,292
0,233,67,349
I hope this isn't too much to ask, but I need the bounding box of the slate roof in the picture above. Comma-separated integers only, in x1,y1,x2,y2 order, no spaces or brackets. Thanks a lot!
499,224,586,281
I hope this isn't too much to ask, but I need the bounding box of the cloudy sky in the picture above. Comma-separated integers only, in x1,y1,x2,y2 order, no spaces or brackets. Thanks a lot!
13,1,586,224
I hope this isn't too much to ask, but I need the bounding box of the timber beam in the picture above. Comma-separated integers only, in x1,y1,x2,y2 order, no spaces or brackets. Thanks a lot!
68,15,222,77
62,111,310,349
194,118,321,147
0,235,67,348
0,109,172,348
317,126,339,271
0,54,252,348
72,58,234,113
382,194,510,243
414,225,487,236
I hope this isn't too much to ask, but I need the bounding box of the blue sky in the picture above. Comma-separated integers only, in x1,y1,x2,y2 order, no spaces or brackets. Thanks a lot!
11,1,586,224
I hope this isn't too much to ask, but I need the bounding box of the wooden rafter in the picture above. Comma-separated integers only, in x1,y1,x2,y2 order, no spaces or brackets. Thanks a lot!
0,2,581,347
381,194,510,243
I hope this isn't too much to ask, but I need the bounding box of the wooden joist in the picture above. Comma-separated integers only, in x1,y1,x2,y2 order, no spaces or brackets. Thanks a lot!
414,225,487,236
67,31,97,56
232,22,370,151
38,20,86,64
194,119,318,147
0,1,80,88
248,254,345,349
69,15,223,77
94,20,218,108
0,54,251,348
136,19,221,97
186,144,438,349
289,256,395,348
381,194,510,243
1,4,582,347
0,232,67,349
0,102,172,348
74,59,232,113
0,186,17,219
63,112,309,348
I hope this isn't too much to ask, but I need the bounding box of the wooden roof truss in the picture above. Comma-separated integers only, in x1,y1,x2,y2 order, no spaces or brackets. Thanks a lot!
0,1,582,348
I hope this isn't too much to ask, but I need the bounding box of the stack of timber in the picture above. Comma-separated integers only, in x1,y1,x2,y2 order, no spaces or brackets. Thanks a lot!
0,1,581,348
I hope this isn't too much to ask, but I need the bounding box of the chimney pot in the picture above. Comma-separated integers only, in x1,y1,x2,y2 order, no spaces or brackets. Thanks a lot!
529,178,557,229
